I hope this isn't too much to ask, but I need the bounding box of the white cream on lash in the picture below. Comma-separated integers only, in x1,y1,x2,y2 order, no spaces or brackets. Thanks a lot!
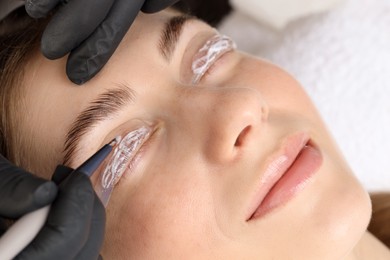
101,126,151,189
191,34,237,84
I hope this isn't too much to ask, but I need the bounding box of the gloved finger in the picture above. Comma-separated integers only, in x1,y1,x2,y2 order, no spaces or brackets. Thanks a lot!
54,165,105,260
51,164,74,184
74,193,106,260
0,155,57,218
25,0,61,18
66,0,145,84
141,0,180,13
16,171,98,260
41,0,115,59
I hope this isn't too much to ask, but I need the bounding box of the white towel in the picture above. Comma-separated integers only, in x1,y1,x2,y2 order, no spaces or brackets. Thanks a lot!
219,0,390,191
230,0,345,29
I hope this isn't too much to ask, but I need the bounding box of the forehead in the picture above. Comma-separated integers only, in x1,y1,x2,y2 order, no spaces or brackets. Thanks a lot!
90,9,202,87
19,9,199,172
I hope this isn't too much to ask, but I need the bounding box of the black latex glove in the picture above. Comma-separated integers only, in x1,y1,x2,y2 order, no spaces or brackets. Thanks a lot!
25,0,180,85
0,156,105,260
0,155,57,221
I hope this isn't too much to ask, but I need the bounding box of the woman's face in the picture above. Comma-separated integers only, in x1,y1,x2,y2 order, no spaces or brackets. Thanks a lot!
20,10,371,259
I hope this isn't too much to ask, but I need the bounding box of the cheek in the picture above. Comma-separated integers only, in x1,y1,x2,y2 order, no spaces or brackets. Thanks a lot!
276,139,371,258
305,153,371,257
242,59,318,119
319,142,372,229
102,157,219,258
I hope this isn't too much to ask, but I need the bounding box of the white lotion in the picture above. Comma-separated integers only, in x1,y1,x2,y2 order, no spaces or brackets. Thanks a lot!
95,126,151,206
192,34,237,84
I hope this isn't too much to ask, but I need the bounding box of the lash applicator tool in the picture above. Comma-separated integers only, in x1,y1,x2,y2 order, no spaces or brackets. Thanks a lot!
0,137,120,260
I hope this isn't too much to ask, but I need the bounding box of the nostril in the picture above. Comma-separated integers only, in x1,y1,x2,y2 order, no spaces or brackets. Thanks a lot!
235,125,252,147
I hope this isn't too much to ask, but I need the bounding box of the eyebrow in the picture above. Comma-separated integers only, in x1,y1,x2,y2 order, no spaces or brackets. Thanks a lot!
159,14,195,61
62,84,135,166
62,15,194,166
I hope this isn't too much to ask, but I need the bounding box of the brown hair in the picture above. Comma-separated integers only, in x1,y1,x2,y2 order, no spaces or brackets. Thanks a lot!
1,5,389,252
0,1,230,165
0,8,43,164
368,193,390,248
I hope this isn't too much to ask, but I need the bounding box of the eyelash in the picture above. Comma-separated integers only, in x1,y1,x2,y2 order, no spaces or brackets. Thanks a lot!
191,34,237,85
99,126,155,189
112,126,159,187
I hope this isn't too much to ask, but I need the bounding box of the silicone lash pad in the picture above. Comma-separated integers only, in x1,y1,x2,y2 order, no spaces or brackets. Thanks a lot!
101,126,150,189
91,126,151,207
191,34,237,84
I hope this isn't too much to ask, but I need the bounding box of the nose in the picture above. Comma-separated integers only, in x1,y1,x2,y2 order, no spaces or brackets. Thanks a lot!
190,87,268,163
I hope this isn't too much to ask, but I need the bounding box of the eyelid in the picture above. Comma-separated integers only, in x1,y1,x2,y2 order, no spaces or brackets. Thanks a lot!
180,32,237,85
93,120,155,206
179,31,219,84
191,34,237,84
103,126,151,187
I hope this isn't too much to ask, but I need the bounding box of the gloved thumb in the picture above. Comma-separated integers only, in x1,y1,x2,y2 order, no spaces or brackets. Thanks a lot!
0,155,57,218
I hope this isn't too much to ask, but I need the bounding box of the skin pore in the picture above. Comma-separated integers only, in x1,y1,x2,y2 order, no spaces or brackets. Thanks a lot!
15,9,389,259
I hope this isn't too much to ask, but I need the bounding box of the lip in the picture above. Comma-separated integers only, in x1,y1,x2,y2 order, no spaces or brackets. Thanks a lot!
246,132,323,221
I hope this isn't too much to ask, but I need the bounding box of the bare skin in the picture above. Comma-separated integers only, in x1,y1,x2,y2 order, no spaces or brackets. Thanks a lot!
17,9,389,259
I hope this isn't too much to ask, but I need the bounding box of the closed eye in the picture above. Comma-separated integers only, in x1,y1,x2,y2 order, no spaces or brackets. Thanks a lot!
191,34,237,85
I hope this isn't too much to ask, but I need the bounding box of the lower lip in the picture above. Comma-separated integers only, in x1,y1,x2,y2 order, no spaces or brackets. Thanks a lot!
250,144,323,220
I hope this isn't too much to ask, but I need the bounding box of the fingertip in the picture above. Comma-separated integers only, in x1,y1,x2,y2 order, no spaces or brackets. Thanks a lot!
25,0,60,19
67,73,90,85
33,181,58,207
67,70,93,85
66,54,101,85
25,2,46,18
40,35,65,60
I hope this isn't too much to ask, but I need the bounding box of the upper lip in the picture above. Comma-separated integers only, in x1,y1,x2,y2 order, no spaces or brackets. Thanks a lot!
246,132,310,221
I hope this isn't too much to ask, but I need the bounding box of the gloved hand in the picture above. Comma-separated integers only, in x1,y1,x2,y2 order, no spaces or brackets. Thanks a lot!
0,156,57,221
25,0,180,85
0,156,105,260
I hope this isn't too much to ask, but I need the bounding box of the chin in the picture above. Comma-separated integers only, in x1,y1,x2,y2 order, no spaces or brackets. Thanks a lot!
334,179,372,257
